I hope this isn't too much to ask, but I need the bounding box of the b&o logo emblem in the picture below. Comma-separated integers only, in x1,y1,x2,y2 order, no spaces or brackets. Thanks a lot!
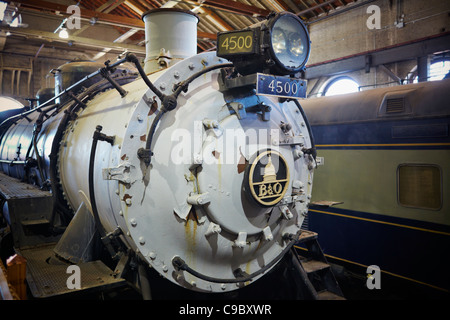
245,149,290,207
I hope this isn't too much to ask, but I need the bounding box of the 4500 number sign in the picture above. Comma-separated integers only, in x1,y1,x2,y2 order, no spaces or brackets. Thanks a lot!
256,74,307,99
221,35,252,51
217,30,255,55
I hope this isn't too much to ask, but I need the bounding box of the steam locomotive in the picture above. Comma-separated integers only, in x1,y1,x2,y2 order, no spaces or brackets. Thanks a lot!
0,9,318,299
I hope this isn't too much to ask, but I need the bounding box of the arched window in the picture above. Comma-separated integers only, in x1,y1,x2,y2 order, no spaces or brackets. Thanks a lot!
411,58,450,83
0,2,22,28
322,76,360,96
429,60,450,81
0,96,23,112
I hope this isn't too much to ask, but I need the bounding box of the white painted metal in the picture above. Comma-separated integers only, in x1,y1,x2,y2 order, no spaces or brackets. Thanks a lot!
142,9,198,74
58,51,315,293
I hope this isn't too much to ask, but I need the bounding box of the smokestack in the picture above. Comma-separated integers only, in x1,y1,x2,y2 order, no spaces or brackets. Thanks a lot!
142,8,199,74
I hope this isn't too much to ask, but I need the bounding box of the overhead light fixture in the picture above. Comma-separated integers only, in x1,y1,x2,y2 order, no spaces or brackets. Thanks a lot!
59,28,69,39
54,18,69,39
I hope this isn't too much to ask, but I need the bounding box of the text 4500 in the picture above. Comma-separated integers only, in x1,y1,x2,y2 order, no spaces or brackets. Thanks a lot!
256,74,306,99
269,79,299,95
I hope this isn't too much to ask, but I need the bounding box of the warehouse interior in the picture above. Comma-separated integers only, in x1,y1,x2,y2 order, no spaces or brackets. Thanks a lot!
0,0,449,302
1,0,449,105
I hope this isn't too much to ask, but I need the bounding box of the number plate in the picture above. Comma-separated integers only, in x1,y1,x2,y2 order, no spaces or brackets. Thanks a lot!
217,30,256,57
256,73,307,99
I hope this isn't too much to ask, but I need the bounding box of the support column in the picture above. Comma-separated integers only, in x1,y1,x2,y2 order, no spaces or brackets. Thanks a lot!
417,55,429,82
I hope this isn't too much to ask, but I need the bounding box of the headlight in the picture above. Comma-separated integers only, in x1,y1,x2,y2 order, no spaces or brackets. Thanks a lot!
267,12,310,75
217,12,310,76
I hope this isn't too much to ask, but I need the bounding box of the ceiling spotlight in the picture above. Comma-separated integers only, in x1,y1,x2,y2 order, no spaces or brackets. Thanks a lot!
59,28,69,39
54,18,69,39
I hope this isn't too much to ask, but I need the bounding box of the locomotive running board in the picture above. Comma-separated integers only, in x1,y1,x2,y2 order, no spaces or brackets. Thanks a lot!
18,244,127,299
0,172,58,249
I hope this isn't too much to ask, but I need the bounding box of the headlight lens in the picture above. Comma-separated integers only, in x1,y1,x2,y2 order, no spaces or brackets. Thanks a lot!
271,28,287,55
270,13,309,73
289,32,305,57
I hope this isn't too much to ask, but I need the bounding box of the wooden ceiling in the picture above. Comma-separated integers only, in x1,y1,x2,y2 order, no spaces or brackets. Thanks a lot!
9,0,361,53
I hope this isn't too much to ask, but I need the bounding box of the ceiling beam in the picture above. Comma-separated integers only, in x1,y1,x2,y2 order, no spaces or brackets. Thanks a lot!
97,0,127,13
296,0,337,16
181,0,271,17
265,0,288,12
305,32,450,79
123,1,147,16
199,7,234,31
13,0,146,28
11,0,218,40
0,25,146,55
72,0,126,37
282,0,301,12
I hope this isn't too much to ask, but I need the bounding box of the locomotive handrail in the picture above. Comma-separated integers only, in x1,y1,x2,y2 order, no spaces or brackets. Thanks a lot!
138,61,234,166
293,99,317,159
88,125,125,261
0,56,130,130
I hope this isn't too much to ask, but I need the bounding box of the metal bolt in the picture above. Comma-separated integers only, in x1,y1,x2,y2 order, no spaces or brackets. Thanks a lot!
139,237,145,245
202,119,219,129
294,149,303,159
125,198,132,206
162,265,168,272
193,154,202,164
293,180,303,189
149,252,156,260
130,218,137,227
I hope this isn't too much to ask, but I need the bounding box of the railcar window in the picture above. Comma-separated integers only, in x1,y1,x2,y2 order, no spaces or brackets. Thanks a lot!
397,164,442,210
